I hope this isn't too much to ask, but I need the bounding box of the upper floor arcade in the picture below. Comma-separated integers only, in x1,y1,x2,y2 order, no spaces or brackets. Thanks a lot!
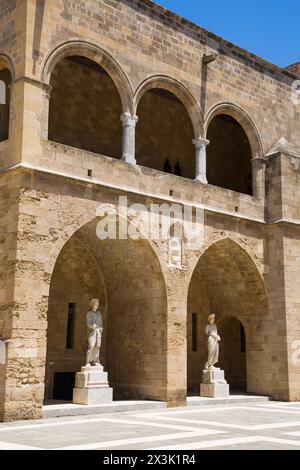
0,0,299,222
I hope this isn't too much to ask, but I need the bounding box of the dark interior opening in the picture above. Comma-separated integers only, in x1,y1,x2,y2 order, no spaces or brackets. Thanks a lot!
48,55,122,158
0,68,11,142
136,88,195,179
207,114,253,195
52,372,76,401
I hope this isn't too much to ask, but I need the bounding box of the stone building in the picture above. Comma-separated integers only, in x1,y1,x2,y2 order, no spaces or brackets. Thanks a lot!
0,0,300,422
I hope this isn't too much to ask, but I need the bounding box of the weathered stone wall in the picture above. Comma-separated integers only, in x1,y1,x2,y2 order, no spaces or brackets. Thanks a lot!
0,172,21,421
0,163,297,419
283,226,300,401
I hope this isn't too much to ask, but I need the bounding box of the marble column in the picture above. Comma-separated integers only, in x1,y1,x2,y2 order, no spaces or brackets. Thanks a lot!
121,112,138,164
252,156,266,199
193,137,210,184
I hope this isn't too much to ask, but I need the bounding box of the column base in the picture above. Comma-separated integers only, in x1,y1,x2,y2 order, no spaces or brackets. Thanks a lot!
121,154,137,165
195,175,208,184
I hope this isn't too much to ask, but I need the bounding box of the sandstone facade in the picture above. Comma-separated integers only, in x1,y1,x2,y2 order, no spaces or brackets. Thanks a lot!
0,0,300,421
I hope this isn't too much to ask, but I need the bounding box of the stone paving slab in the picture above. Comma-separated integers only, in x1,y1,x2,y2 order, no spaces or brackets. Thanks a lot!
1,401,300,450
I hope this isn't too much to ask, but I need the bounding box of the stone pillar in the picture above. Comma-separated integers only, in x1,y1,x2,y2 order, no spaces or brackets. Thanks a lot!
9,78,51,166
41,84,52,141
166,271,188,407
121,113,138,164
252,157,266,199
193,137,209,184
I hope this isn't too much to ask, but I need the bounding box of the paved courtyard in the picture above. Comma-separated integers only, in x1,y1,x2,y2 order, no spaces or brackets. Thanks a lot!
1,401,300,450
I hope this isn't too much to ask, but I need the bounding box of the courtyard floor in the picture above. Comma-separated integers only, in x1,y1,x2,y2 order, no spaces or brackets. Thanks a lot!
1,401,300,450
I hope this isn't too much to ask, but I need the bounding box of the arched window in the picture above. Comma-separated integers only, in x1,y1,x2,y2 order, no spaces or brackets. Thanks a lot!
136,88,195,179
48,56,123,158
0,68,12,142
206,114,253,195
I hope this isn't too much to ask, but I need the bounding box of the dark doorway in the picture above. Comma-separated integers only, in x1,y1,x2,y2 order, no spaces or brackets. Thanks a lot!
53,372,76,401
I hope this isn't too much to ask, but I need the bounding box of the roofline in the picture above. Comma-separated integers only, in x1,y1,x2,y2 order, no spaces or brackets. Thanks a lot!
136,0,298,81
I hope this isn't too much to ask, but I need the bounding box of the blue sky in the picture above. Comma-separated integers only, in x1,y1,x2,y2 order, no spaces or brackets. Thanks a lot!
156,0,299,68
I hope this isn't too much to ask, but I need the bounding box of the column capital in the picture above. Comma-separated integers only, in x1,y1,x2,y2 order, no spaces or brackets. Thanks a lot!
193,137,210,149
121,112,138,128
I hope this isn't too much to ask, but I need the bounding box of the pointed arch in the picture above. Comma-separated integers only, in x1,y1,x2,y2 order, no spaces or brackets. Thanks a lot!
45,211,168,402
187,236,270,397
0,53,15,80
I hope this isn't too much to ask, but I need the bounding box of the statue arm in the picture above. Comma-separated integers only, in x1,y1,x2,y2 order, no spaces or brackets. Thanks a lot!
205,324,220,340
86,313,96,331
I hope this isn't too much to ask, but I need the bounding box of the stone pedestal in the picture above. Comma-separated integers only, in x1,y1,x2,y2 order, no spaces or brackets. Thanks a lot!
73,365,113,405
200,368,229,398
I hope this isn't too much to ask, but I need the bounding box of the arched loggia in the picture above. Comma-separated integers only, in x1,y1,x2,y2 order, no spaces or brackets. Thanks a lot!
43,42,134,159
187,238,269,396
45,216,168,402
205,104,263,195
134,76,203,179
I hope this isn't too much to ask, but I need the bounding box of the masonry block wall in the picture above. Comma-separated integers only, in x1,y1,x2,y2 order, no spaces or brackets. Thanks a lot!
0,0,300,421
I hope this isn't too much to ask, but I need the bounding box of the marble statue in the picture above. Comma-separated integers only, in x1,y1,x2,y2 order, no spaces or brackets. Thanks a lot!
85,298,103,367
204,314,221,370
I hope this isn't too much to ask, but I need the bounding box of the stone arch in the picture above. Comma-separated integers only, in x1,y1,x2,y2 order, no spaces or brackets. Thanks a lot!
134,75,204,137
42,41,134,113
134,76,203,179
205,102,263,160
45,212,169,402
0,53,15,80
187,237,270,396
204,103,263,195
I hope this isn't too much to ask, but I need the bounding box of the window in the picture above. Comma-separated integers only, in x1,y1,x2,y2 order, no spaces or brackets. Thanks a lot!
192,313,198,352
240,323,246,353
66,303,75,350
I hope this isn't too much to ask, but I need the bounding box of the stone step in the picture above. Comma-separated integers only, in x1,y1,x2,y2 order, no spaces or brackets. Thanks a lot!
42,400,167,419
187,395,271,407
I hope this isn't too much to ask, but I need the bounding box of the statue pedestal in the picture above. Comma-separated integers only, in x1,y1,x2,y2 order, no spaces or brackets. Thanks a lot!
73,365,113,405
200,368,229,398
